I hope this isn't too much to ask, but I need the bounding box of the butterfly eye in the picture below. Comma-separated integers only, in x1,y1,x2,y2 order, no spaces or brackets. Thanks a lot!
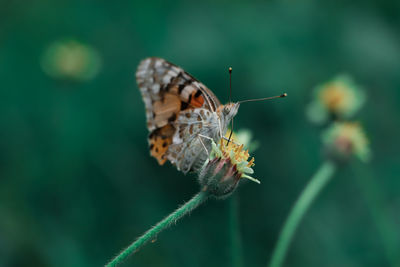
223,106,230,115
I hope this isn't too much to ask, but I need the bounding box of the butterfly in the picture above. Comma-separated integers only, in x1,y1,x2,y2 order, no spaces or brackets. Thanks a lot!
136,57,239,174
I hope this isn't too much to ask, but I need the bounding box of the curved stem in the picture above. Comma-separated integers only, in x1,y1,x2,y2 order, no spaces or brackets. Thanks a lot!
107,191,209,267
352,161,400,267
229,194,244,267
268,161,336,267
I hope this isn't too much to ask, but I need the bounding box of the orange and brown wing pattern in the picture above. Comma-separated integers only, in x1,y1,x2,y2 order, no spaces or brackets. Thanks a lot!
136,57,221,165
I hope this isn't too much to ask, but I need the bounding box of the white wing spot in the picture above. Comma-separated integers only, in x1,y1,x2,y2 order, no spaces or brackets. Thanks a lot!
152,83,160,93
162,75,171,84
155,60,162,68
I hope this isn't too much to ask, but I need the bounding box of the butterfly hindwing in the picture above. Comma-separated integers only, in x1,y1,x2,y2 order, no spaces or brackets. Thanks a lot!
168,108,220,173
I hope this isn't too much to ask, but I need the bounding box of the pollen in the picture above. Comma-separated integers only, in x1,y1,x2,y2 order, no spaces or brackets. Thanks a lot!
219,138,254,167
221,131,256,167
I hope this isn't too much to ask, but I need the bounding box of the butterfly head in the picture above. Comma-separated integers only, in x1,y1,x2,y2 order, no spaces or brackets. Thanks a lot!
218,102,240,126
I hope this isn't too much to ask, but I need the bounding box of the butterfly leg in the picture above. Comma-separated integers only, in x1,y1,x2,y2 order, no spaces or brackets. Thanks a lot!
222,136,240,146
216,118,239,145
198,134,214,141
197,134,212,155
217,118,223,138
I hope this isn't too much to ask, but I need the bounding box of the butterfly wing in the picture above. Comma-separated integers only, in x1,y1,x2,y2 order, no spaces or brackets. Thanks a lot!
136,57,221,169
168,108,222,173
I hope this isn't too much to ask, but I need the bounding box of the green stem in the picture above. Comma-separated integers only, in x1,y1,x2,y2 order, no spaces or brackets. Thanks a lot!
229,194,244,267
106,191,209,267
268,161,336,267
352,161,400,267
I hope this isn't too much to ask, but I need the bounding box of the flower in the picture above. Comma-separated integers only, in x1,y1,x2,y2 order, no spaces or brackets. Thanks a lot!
198,136,259,198
307,75,366,124
230,128,260,153
322,122,371,162
41,39,102,81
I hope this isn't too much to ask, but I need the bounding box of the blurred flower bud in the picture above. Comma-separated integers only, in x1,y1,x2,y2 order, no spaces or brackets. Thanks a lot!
198,138,259,199
41,39,102,81
307,75,366,124
322,122,371,162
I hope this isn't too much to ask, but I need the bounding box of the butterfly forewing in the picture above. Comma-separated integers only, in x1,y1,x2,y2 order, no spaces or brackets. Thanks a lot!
136,58,220,129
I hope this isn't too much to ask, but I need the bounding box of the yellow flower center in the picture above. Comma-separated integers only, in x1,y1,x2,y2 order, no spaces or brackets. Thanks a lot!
220,135,255,168
319,83,354,112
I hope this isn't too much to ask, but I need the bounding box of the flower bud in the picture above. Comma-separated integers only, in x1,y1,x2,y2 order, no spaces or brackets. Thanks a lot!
322,122,371,162
198,138,259,199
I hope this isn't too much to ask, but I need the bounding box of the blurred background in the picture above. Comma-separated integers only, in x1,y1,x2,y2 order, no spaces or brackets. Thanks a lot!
1,0,400,266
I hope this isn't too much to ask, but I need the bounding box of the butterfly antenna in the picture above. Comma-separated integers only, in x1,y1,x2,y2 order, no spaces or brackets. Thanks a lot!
238,93,287,104
227,67,234,146
229,67,232,103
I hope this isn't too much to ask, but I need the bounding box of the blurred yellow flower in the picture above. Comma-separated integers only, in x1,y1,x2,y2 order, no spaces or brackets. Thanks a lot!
307,75,366,124
41,39,102,81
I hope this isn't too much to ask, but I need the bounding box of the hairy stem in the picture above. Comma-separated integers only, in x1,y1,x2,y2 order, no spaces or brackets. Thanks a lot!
107,191,209,267
229,194,244,267
269,161,336,267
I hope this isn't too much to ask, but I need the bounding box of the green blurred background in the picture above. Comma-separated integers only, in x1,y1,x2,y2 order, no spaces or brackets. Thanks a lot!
1,0,400,266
